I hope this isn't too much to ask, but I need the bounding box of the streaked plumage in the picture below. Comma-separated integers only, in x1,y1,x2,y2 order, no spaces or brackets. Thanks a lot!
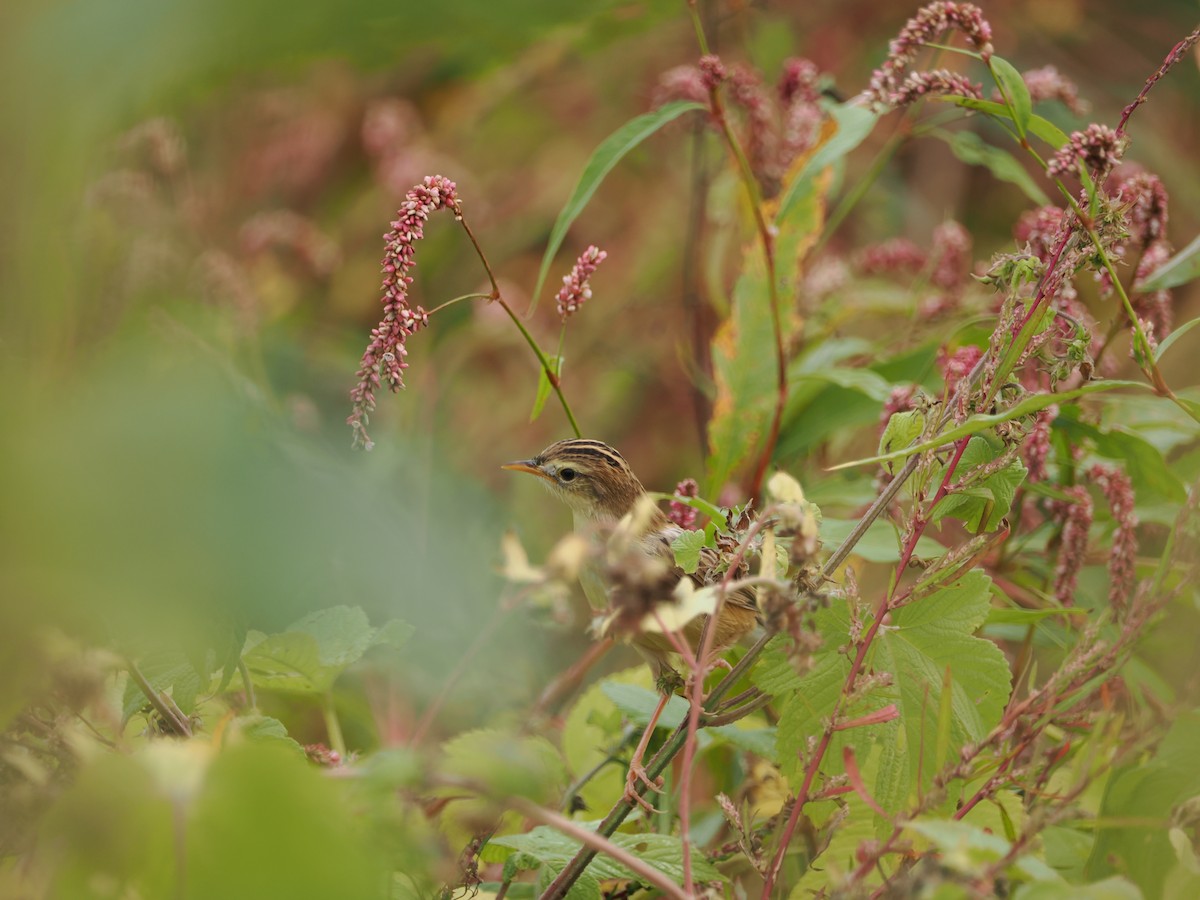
503,439,759,685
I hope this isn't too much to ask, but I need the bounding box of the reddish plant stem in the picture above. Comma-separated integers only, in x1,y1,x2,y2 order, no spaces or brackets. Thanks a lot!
761,438,971,897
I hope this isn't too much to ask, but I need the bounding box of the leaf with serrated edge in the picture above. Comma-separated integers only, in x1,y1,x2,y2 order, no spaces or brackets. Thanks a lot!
874,571,1011,808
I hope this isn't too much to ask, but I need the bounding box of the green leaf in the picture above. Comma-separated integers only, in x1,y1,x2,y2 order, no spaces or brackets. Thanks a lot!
531,101,705,310
670,529,708,575
792,366,895,402
990,56,1032,137
232,715,305,756
1054,419,1186,503
830,380,1150,471
486,826,723,888
777,103,878,224
942,96,1070,148
186,743,390,897
1154,311,1200,362
599,680,774,757
1139,233,1200,292
930,436,1027,531
706,152,824,491
820,517,944,564
1086,712,1200,897
122,652,203,722
530,355,562,423
1014,877,1144,900
442,728,566,804
878,409,927,476
942,130,1050,205
873,571,1012,807
242,606,411,694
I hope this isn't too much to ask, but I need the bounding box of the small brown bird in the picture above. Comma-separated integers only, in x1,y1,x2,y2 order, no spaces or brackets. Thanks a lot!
503,439,759,806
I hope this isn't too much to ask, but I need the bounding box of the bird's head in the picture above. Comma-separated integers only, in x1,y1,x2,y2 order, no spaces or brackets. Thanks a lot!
502,439,650,523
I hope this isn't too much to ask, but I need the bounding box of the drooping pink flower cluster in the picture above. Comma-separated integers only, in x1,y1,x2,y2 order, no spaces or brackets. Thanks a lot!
1046,123,1126,180
1111,169,1174,335
1014,205,1067,264
866,1,993,109
1023,404,1058,483
653,54,826,195
1011,65,1088,116
1053,484,1094,606
348,175,459,450
555,245,608,320
651,64,709,108
921,220,973,316
886,70,983,108
939,344,983,396
1088,464,1138,616
698,55,727,91
668,478,700,529
857,238,927,276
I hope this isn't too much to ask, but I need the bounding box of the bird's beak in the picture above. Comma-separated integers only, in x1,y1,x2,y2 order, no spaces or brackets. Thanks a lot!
501,459,552,481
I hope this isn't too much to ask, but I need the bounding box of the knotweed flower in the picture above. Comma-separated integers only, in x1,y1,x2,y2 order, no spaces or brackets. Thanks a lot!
555,245,607,320
1013,65,1088,115
867,2,993,109
1053,485,1093,606
348,175,459,449
1088,464,1137,616
1046,123,1126,180
1023,405,1058,483
668,478,700,530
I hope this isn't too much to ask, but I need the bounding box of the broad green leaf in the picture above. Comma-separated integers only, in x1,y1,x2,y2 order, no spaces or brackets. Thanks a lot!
531,101,705,309
777,103,878,223
942,129,1050,205
122,652,203,722
756,604,853,781
242,606,411,694
873,571,1012,808
820,517,944,564
1054,419,1186,503
1086,712,1200,897
1154,310,1200,362
829,380,1150,470
231,715,305,756
792,366,895,402
878,409,927,476
530,355,562,423
930,436,1027,531
598,680,774,757
706,162,825,492
990,55,1032,137
486,826,723,888
560,674,628,814
670,529,708,575
441,728,566,804
1139,233,1200,292
186,743,389,897
942,96,1070,148
1015,877,1144,900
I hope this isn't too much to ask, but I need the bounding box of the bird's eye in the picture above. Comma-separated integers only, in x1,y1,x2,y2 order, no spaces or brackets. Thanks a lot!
559,467,577,482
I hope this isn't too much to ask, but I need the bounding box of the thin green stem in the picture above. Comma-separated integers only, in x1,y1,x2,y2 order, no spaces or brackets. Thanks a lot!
453,213,582,437
322,693,346,758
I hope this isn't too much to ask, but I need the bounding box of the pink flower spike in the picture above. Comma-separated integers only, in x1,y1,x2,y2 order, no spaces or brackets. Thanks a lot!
668,478,700,529
348,174,459,449
555,245,608,320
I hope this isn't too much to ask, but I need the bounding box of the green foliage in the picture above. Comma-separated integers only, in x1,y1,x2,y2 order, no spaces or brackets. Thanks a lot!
532,101,706,309
484,826,723,894
930,435,1027,532
242,606,412,695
